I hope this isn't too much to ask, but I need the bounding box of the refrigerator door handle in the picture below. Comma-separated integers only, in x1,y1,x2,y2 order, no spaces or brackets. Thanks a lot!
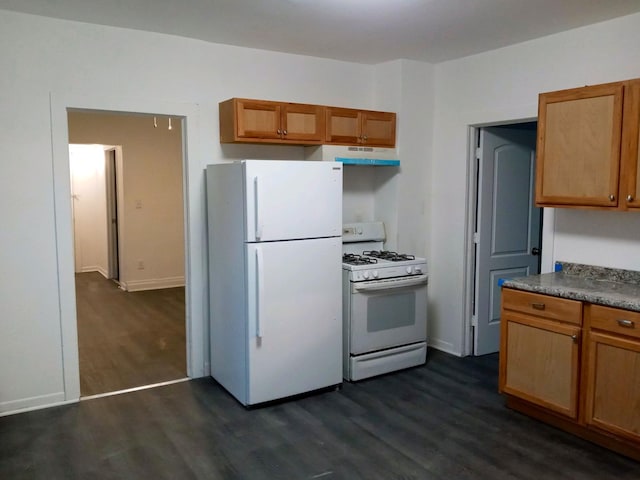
255,246,264,338
254,176,262,240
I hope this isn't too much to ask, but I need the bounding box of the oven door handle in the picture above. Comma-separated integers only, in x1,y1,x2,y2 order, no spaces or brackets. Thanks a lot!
353,275,428,292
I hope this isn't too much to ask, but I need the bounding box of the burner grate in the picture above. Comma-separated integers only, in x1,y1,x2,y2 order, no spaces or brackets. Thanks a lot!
363,250,416,262
343,253,378,266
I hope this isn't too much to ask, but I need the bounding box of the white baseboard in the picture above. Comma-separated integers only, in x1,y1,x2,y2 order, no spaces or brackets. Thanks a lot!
428,338,461,357
79,265,109,277
0,392,78,417
124,276,185,292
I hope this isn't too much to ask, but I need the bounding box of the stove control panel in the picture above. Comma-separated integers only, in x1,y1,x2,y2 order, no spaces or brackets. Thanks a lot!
349,263,427,281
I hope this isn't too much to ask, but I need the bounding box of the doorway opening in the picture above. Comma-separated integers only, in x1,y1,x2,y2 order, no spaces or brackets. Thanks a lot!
464,122,543,356
67,111,187,397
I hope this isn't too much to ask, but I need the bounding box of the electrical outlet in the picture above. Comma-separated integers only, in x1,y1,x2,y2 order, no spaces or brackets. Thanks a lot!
137,260,145,270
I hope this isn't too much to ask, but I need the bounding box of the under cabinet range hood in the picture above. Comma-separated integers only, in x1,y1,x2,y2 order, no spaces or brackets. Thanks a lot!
305,145,399,166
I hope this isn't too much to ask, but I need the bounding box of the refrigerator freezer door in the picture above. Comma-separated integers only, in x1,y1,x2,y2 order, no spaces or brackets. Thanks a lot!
243,160,342,242
246,237,342,405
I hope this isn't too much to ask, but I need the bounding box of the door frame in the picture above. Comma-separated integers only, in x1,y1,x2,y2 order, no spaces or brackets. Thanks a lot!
462,121,556,356
104,146,123,282
50,93,207,402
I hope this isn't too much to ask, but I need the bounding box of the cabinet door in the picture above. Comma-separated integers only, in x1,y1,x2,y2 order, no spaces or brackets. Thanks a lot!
584,331,640,443
535,82,624,207
281,103,325,142
361,111,396,147
325,107,361,144
620,79,640,209
236,99,282,140
499,311,581,418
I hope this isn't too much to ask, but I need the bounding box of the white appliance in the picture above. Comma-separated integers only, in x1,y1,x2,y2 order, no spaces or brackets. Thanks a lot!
206,160,343,406
305,145,400,166
342,222,428,381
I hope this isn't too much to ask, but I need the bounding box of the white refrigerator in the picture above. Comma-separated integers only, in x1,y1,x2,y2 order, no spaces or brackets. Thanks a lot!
206,160,343,406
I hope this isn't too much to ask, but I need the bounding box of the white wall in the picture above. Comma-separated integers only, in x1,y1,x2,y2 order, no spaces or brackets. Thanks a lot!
0,10,422,414
69,144,109,275
374,60,435,255
431,12,640,355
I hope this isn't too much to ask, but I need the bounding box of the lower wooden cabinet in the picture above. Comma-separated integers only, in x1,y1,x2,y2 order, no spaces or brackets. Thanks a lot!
499,290,582,419
583,304,640,444
500,288,640,460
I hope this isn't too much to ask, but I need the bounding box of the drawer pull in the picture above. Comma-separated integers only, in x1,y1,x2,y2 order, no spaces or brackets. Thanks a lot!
617,319,635,328
531,302,546,310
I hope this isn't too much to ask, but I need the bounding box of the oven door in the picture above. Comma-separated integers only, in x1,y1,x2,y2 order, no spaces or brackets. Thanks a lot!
348,274,428,355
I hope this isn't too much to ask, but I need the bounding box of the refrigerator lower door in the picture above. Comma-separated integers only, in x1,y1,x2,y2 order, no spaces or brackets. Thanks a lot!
246,237,342,404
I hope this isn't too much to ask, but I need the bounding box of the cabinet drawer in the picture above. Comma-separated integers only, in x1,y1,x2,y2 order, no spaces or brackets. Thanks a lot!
588,304,640,339
502,288,582,325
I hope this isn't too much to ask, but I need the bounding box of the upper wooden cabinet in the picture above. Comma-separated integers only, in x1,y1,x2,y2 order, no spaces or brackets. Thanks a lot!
535,78,640,210
325,107,396,147
620,80,640,209
219,98,325,145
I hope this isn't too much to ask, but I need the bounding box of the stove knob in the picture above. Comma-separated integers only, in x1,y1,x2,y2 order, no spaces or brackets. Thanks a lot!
363,271,370,279
372,270,379,278
406,266,413,274
415,266,422,274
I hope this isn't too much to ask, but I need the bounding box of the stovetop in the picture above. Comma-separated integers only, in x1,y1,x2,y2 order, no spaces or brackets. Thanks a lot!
342,251,424,267
342,250,427,281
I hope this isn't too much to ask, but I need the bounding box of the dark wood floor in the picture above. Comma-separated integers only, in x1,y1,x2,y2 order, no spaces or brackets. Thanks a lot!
75,272,186,396
1,350,637,479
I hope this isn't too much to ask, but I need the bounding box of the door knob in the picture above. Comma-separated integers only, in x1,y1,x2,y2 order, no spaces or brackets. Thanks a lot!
531,247,540,255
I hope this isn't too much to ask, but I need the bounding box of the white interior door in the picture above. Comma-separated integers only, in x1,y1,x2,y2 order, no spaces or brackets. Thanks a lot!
474,125,541,356
246,236,342,404
243,160,342,242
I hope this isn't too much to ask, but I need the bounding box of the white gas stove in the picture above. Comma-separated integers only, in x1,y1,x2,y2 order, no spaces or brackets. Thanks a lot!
342,223,427,281
341,222,428,381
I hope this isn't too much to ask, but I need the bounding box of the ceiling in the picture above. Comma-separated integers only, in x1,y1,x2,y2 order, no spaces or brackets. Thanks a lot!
2,0,640,64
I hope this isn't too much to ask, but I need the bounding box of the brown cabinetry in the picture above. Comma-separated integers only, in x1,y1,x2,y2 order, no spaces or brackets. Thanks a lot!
325,107,396,147
535,78,640,210
219,98,397,147
500,288,640,460
583,304,640,443
219,98,325,145
499,289,582,418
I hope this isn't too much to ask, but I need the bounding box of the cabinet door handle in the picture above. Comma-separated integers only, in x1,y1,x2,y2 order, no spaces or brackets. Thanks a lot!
571,334,579,343
617,319,635,328
277,129,282,135
531,302,546,310
609,194,616,201
627,194,634,202
283,130,287,135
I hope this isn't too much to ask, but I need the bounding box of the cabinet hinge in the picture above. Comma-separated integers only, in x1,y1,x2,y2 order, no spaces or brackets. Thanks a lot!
475,147,481,159
471,315,478,327
473,232,480,244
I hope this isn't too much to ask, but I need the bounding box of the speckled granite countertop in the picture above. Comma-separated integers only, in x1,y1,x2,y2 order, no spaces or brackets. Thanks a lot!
501,262,640,312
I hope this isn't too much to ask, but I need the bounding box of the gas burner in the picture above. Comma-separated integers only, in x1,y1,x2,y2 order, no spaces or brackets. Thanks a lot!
343,253,378,266
363,250,416,262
